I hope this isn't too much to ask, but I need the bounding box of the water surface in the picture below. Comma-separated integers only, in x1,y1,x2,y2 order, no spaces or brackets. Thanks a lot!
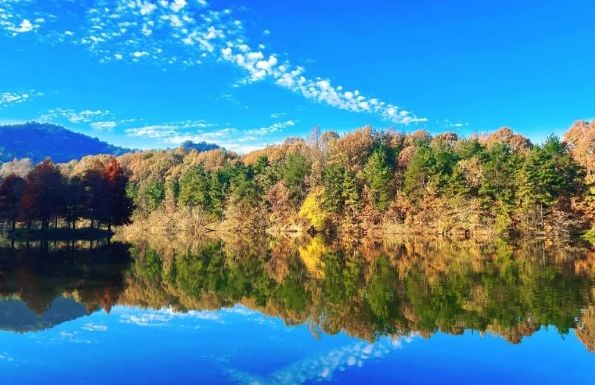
0,236,594,384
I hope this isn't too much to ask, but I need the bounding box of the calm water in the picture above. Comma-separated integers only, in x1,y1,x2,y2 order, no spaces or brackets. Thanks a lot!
1,236,594,384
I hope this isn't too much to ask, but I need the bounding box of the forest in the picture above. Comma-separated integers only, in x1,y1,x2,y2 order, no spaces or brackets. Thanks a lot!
58,119,595,242
2,120,595,241
0,157,133,233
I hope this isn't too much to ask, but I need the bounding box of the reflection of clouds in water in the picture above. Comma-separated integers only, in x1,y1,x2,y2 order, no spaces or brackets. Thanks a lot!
57,331,91,344
82,323,108,332
118,305,269,327
226,335,415,385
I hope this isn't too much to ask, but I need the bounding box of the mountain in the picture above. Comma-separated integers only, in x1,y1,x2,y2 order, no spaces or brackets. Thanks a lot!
0,122,132,164
0,297,90,333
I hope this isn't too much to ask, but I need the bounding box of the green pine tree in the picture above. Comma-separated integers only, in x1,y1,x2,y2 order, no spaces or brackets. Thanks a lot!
364,147,394,211
342,167,361,216
323,163,345,214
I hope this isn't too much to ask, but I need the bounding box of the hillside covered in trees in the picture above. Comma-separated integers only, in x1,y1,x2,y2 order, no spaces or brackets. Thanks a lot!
56,119,595,242
0,122,131,163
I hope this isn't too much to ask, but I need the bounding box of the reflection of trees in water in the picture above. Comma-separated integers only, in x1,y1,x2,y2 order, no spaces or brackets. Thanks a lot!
2,234,595,352
0,239,132,316
118,234,595,351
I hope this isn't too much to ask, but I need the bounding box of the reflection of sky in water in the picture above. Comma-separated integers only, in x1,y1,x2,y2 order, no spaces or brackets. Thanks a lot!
0,305,593,384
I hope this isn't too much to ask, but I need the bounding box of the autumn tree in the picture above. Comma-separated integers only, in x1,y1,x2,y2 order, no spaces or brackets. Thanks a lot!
80,161,110,228
20,159,66,229
103,157,134,229
0,158,33,178
0,174,25,230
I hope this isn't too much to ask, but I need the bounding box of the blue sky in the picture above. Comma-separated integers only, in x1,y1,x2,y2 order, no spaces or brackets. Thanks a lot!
1,304,593,384
0,0,594,152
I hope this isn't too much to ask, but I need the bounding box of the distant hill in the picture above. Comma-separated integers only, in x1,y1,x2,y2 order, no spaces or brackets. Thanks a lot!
0,122,132,164
0,297,90,333
0,122,222,165
179,140,220,152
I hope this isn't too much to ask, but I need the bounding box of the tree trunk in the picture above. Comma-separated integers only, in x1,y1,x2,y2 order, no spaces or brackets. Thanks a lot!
540,203,544,233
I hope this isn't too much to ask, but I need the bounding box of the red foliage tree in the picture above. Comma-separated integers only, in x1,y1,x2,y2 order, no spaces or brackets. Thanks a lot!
20,159,66,229
103,157,134,230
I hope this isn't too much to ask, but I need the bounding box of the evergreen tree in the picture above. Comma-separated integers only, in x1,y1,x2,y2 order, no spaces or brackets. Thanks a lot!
322,163,345,214
342,167,361,217
282,153,310,205
179,164,211,210
209,171,226,219
364,147,394,211
254,155,269,175
404,146,434,204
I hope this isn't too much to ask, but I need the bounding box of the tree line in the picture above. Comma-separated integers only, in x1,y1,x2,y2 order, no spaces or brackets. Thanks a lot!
0,157,133,232
98,120,595,241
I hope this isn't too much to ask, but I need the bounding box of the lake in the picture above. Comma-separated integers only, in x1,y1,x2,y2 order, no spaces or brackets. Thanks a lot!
0,236,594,384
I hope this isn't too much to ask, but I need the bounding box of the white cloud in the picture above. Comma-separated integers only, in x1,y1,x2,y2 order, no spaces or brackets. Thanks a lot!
263,29,270,35
127,118,296,153
270,112,285,118
0,0,426,124
220,43,425,124
444,120,469,128
125,119,217,139
39,108,112,124
0,90,43,108
126,124,179,138
91,121,118,131
11,19,33,33
165,127,239,144
244,120,296,136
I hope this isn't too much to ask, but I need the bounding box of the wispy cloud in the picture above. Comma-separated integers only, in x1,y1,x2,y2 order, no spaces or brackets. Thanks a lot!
225,335,416,385
0,90,43,108
444,119,469,128
119,307,223,327
82,323,108,332
125,119,217,139
90,121,118,131
0,1,45,36
244,120,296,137
1,0,426,125
127,119,295,152
164,127,240,143
57,331,91,344
270,112,285,119
39,108,112,124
